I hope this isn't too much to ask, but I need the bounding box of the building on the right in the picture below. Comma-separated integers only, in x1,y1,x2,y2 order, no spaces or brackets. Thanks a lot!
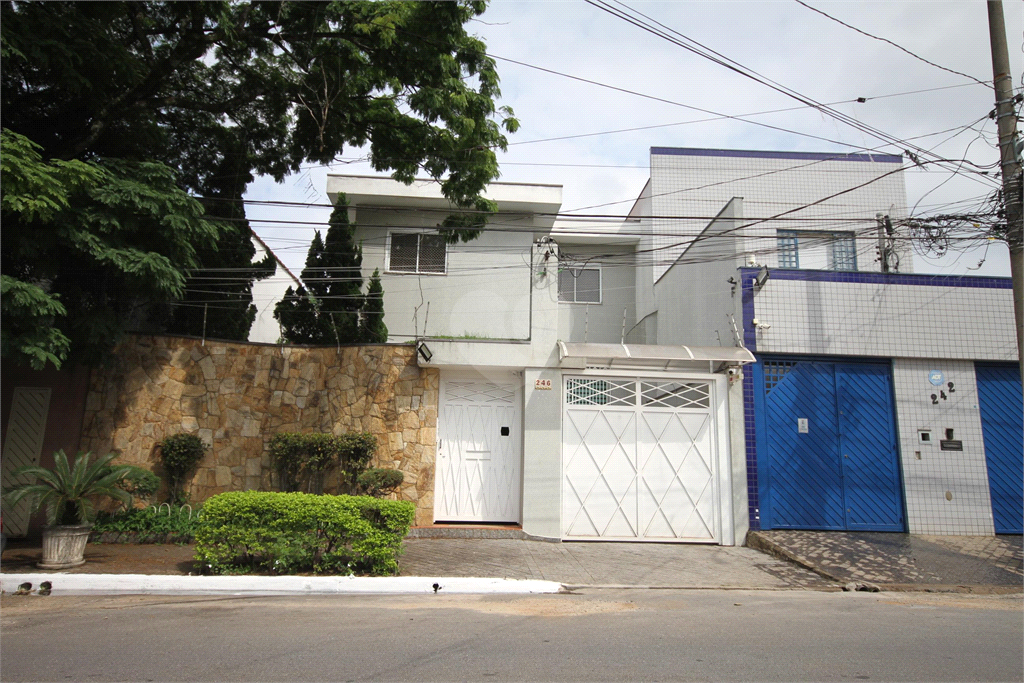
629,146,1022,536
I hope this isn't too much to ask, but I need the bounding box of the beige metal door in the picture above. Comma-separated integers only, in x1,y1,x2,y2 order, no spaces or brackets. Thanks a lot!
2,388,52,536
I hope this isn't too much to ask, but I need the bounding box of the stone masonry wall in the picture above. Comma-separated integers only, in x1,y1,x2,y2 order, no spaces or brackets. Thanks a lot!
79,335,439,525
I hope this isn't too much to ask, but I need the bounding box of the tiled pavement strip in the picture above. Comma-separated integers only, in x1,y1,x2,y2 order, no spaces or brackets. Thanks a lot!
748,530,1023,589
398,538,833,589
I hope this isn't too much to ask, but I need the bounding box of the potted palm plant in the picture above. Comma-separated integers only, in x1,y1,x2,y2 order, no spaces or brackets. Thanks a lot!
4,450,133,569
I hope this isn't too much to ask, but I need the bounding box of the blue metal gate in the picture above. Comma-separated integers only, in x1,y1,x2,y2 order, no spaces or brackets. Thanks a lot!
976,364,1023,534
755,358,904,531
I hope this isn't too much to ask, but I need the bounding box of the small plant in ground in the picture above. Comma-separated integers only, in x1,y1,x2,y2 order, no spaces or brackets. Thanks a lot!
357,468,404,498
92,505,201,541
159,433,206,503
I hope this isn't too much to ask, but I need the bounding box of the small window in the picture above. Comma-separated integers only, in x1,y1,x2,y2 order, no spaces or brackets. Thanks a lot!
558,263,601,303
777,231,800,269
776,230,857,272
388,233,447,274
829,234,857,271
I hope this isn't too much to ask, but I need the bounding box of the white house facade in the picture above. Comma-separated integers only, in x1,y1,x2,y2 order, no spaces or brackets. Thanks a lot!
320,146,1021,542
325,173,755,544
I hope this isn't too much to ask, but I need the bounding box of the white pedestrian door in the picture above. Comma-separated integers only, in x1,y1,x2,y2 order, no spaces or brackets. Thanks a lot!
1,388,51,536
562,376,721,541
435,376,522,522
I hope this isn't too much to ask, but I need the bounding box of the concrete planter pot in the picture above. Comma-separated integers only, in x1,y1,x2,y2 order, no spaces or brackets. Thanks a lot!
38,524,93,569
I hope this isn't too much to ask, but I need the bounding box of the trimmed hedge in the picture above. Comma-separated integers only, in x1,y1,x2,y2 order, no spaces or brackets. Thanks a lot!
194,491,415,576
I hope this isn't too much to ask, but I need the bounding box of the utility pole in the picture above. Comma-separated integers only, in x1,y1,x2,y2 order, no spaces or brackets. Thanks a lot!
987,0,1024,385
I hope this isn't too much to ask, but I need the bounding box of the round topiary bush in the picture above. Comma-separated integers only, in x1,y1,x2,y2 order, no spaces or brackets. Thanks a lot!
159,433,206,503
357,468,404,498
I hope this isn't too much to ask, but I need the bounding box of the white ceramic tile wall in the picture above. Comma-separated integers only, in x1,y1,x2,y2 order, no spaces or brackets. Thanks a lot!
648,151,910,282
892,359,995,535
753,279,1016,361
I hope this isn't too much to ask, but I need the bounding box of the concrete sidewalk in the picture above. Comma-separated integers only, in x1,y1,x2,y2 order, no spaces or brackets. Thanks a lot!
4,531,1019,596
748,530,1023,592
398,537,831,589
1,536,833,594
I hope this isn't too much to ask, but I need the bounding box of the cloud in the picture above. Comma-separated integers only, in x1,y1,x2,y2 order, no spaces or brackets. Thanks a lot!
247,0,1022,277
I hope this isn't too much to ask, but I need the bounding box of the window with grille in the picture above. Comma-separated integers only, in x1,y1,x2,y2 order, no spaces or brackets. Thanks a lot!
558,262,601,303
388,233,447,274
640,381,710,409
775,230,857,271
565,378,635,406
777,231,799,268
829,234,857,271
763,360,797,394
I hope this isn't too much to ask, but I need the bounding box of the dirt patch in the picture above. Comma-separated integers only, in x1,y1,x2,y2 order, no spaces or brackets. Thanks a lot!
2,539,198,575
878,593,1024,611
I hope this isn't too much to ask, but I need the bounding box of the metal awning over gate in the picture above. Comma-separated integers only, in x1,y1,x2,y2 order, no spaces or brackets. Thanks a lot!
557,342,755,371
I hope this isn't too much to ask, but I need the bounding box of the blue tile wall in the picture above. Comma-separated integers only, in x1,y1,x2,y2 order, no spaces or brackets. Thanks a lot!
743,365,760,530
737,267,1013,290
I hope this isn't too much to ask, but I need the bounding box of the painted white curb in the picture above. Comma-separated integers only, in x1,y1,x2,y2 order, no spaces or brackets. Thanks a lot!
1,574,563,596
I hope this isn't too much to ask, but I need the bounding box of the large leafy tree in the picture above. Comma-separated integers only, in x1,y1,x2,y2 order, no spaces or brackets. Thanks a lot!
1,0,517,368
1,130,222,368
274,195,387,344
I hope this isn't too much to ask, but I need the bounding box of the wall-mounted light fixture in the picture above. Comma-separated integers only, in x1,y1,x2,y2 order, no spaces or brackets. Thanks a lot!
417,342,433,363
754,265,771,290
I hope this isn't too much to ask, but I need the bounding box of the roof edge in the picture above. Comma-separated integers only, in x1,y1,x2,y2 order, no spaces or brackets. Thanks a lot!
651,147,904,164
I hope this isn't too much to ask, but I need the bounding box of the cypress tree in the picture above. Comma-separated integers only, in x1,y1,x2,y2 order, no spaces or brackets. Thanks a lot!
274,194,385,344
361,269,388,343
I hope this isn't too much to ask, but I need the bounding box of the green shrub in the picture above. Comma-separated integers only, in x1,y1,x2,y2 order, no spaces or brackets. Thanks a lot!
336,432,377,494
357,468,404,498
194,491,415,575
304,433,339,495
268,432,306,492
159,433,207,503
118,466,161,506
269,432,341,494
92,504,201,541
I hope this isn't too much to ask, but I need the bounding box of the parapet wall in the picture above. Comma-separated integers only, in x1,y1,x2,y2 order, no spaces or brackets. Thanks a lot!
79,336,439,525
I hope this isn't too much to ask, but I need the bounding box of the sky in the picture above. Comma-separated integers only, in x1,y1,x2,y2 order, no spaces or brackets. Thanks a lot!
246,0,1023,286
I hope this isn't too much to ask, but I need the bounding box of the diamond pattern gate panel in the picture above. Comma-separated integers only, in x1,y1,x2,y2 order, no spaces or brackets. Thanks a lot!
562,377,720,542
836,363,904,532
1,388,51,536
757,358,904,531
760,361,846,530
435,377,522,523
976,364,1023,534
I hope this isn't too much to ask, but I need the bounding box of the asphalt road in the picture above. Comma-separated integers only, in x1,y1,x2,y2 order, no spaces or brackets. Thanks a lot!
1,590,1021,682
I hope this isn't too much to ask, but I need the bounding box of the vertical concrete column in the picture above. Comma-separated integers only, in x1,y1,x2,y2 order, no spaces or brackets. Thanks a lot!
727,369,750,544
521,367,563,540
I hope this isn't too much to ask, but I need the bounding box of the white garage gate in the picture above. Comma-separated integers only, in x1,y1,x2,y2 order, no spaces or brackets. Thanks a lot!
561,374,732,543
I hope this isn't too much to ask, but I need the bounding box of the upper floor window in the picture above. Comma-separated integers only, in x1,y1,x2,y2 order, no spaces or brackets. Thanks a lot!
558,260,602,304
776,230,857,271
388,232,447,274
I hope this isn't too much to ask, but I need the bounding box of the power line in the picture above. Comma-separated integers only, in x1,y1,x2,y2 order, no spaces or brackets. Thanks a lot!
585,0,1000,191
793,0,990,87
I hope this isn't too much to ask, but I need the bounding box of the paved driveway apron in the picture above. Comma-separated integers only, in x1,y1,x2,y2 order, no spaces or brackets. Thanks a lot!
749,531,1023,589
398,538,832,589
